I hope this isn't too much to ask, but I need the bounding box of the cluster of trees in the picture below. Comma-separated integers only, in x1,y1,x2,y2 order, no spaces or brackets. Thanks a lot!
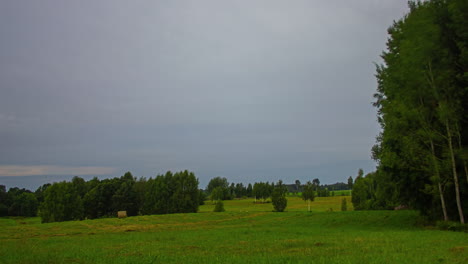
252,182,274,202
2,172,354,220
364,0,468,223
321,181,352,191
0,170,201,223
206,177,253,201
0,186,38,217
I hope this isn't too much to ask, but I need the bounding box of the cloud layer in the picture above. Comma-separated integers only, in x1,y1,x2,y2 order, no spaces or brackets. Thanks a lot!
0,165,116,177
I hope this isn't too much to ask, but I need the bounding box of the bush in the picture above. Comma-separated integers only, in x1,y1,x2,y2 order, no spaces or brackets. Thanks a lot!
436,221,468,232
272,196,287,212
213,201,225,212
341,198,347,211
271,181,288,212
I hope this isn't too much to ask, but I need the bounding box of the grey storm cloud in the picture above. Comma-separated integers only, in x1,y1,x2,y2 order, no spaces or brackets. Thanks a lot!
0,0,409,189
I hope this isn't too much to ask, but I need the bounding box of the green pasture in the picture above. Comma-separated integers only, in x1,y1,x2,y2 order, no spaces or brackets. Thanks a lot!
200,196,353,212
1,196,467,263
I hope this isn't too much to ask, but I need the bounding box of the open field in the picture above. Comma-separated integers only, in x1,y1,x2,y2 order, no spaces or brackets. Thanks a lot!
1,196,467,263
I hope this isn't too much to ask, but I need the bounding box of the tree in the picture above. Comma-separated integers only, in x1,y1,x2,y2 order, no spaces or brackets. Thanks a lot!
8,192,38,217
171,170,200,213
373,0,468,222
0,185,7,216
198,189,207,205
213,200,225,212
206,177,229,200
111,173,138,216
246,183,253,197
252,182,272,203
302,181,315,212
341,198,348,211
71,176,87,198
271,180,287,212
295,180,301,192
347,176,354,190
351,172,377,210
211,187,224,203
143,170,199,214
312,178,320,191
40,181,84,223
359,169,364,177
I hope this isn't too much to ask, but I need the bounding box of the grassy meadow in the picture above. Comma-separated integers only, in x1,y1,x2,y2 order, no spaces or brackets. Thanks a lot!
1,196,467,264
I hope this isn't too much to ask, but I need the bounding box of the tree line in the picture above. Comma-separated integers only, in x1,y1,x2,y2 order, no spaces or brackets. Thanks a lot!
1,173,349,222
0,170,201,223
355,0,468,223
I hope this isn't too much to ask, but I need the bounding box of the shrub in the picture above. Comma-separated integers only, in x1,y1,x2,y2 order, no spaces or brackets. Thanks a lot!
272,195,287,212
341,198,347,211
436,221,468,232
271,181,288,212
213,200,225,212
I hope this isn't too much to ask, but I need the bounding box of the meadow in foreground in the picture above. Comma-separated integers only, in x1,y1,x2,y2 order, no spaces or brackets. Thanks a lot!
1,196,467,264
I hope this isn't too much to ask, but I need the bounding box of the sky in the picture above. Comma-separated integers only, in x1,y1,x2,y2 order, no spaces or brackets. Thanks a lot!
0,0,409,190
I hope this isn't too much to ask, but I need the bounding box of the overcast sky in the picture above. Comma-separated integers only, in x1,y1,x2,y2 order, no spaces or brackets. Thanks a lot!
0,0,409,190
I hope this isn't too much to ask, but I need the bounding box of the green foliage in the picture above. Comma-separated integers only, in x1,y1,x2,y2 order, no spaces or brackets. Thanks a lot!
252,182,273,202
347,176,353,189
10,192,38,217
302,181,315,212
246,183,253,197
37,170,200,222
317,188,330,197
40,181,84,223
143,170,199,215
5,187,38,217
213,200,225,212
34,183,51,204
0,185,7,216
198,190,206,205
211,186,224,202
271,180,288,212
373,0,468,222
341,198,348,211
436,220,468,232
206,177,230,200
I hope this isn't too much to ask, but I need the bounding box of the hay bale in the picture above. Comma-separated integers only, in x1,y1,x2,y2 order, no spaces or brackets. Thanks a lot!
118,211,127,218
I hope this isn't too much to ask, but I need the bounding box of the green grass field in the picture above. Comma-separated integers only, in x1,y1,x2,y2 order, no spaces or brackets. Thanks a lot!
1,196,467,263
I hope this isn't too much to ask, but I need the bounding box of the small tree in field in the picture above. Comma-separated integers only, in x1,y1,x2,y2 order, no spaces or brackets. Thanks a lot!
341,198,347,211
271,180,287,212
302,181,315,212
213,200,225,212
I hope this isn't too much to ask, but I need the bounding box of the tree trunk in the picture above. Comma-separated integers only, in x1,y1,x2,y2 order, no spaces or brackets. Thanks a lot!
455,123,468,183
430,139,448,221
308,200,311,212
446,120,465,224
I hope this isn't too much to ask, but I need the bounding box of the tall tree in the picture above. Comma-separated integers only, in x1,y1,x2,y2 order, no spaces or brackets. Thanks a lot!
302,181,315,212
206,177,229,200
40,181,84,223
373,0,467,222
347,176,354,190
